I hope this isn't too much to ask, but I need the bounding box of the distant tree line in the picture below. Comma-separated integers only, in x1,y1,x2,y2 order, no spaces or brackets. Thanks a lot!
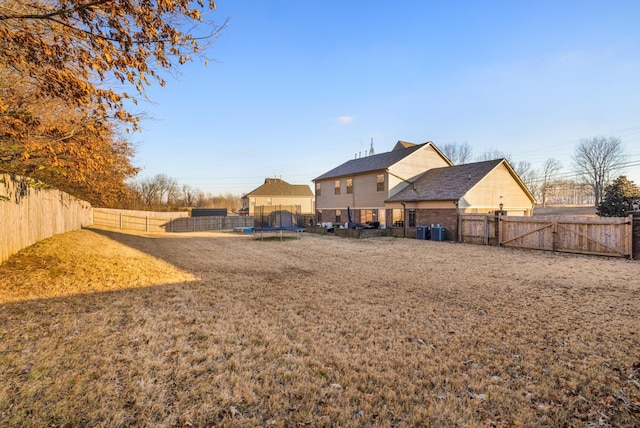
120,174,242,213
441,136,637,211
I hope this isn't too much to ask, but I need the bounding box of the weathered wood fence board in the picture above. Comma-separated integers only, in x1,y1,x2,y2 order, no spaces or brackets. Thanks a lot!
499,218,555,252
1,174,92,264
458,214,632,258
93,209,253,233
458,214,496,245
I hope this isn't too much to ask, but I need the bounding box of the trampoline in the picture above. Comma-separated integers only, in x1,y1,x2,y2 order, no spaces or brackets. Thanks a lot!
253,205,304,240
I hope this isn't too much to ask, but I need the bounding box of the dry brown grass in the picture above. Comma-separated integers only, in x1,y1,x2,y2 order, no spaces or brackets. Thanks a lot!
533,205,598,217
1,227,639,427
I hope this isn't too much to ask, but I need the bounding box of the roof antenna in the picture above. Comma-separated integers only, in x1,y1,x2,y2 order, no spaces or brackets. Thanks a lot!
369,138,375,156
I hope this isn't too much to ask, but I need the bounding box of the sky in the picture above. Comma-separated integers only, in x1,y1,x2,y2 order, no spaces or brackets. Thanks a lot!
131,0,640,196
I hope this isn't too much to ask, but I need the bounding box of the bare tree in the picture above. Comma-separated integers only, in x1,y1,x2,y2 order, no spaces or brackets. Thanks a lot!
133,174,178,208
539,158,563,207
153,174,173,206
441,142,472,165
476,149,510,163
136,177,162,208
165,178,180,207
181,184,198,207
511,160,537,197
573,136,626,205
512,160,531,178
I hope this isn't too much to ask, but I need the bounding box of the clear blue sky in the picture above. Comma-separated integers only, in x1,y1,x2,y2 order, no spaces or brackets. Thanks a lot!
132,0,640,196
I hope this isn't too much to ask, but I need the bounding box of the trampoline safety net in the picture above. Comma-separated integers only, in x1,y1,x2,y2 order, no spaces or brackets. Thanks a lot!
253,205,304,231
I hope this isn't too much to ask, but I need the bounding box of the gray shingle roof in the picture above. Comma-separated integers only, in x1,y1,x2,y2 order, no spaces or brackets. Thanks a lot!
387,159,505,202
245,178,313,197
313,142,431,181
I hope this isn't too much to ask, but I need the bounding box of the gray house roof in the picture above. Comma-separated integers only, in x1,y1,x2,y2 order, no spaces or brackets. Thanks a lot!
314,141,438,181
244,178,313,197
386,159,506,202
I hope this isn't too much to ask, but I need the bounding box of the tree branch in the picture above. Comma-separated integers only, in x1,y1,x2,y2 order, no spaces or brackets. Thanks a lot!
0,0,112,21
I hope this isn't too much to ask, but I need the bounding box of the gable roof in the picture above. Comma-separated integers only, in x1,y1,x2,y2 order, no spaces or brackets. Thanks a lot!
244,178,313,197
314,141,447,181
387,159,521,202
393,140,417,150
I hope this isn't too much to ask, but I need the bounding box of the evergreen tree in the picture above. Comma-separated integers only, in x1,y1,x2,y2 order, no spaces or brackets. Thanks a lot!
596,176,640,217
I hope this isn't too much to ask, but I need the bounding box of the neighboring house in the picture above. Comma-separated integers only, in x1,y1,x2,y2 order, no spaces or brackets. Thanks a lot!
385,158,536,240
240,178,314,216
313,141,452,226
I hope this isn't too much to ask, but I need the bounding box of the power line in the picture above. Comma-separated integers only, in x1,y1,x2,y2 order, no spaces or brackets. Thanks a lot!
524,159,640,185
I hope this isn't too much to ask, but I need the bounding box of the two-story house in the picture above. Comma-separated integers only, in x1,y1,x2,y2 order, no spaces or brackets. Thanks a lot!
240,178,315,216
313,141,451,227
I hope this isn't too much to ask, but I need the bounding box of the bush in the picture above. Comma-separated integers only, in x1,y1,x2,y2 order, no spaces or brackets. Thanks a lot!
596,175,640,216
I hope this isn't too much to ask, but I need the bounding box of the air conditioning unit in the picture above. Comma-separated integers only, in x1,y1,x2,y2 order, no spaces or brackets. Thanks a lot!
416,226,430,240
431,226,446,241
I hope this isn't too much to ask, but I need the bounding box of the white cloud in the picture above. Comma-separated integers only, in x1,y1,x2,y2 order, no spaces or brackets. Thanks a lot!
336,116,354,125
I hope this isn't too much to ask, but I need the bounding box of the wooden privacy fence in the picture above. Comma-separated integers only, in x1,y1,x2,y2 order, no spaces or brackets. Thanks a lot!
500,215,632,257
1,173,92,264
93,209,253,233
458,214,498,246
459,214,633,258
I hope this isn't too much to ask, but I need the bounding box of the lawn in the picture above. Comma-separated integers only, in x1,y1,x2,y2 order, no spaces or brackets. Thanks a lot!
0,228,638,427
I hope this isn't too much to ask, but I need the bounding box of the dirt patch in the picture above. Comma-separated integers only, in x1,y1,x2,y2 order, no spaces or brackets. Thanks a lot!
0,227,638,427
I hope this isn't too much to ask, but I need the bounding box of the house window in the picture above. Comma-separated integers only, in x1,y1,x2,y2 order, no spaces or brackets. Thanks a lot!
335,180,341,195
267,197,272,206
335,210,341,224
360,209,373,223
376,174,384,191
317,210,322,223
315,182,321,197
392,209,403,227
408,209,416,228
251,198,256,207
346,178,353,194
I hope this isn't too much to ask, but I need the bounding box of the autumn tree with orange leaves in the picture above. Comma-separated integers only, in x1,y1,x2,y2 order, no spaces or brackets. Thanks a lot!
0,0,224,205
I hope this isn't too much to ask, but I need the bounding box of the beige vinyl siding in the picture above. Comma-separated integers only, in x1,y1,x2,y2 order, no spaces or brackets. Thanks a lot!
388,145,451,196
353,173,389,208
315,179,356,209
460,164,533,212
317,173,393,210
387,174,409,198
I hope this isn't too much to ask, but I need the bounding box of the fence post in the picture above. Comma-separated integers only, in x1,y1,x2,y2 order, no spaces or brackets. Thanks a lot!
494,211,506,245
630,212,640,260
145,216,149,232
483,215,489,245
119,213,123,230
